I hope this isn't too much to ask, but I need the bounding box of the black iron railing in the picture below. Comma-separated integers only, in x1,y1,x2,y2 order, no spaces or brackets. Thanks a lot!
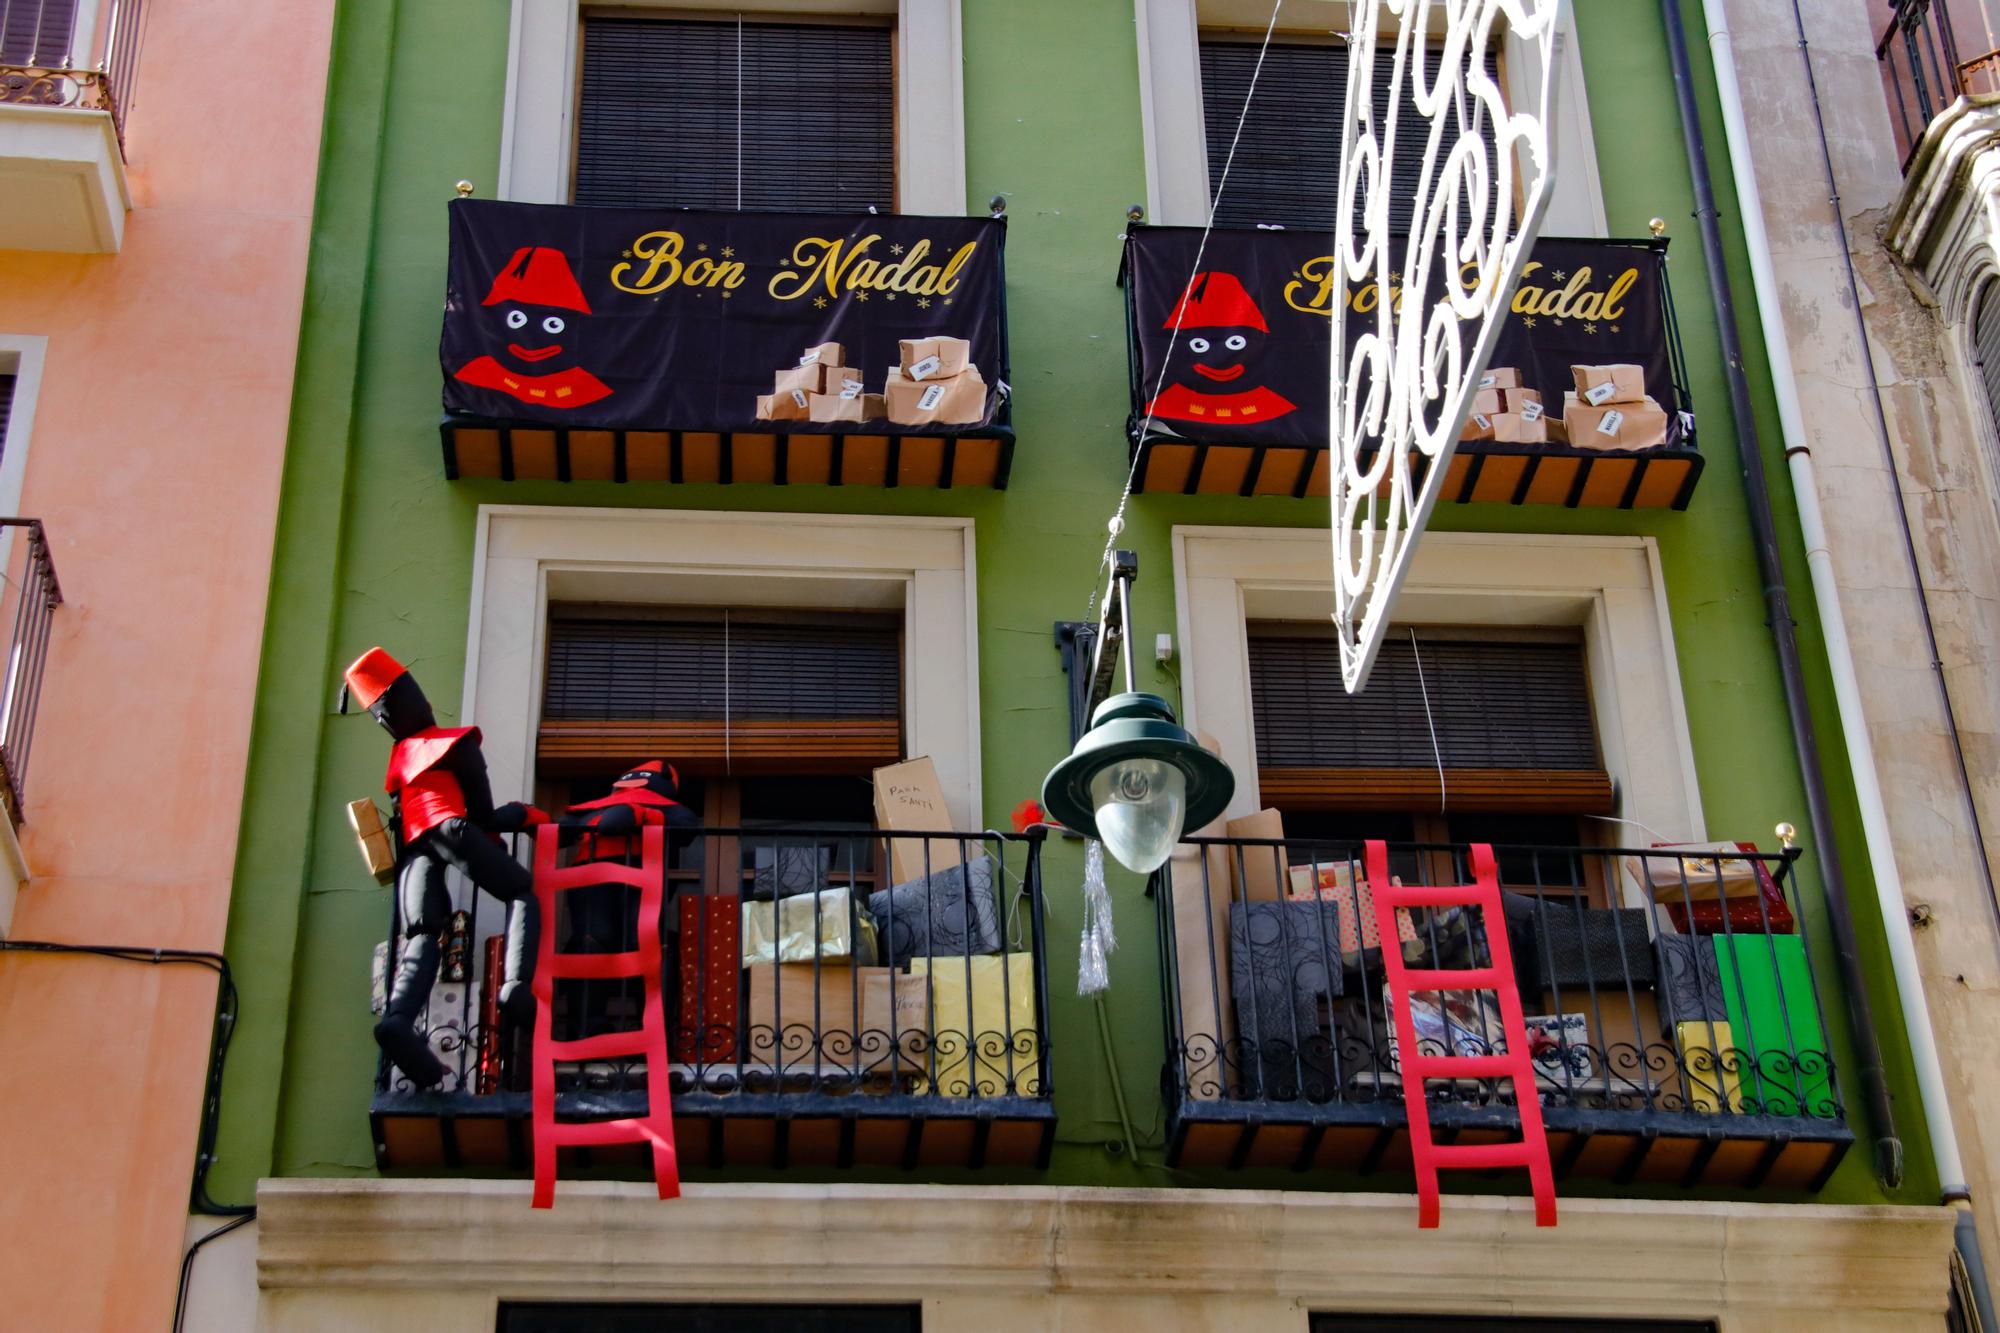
373,824,1051,1115
0,0,144,150
1879,0,2000,168
1157,836,1842,1133
0,519,61,825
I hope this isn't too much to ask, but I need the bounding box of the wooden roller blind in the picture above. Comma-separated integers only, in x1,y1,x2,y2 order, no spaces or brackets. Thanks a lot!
574,16,896,212
1248,629,1611,813
1198,37,1502,233
539,614,902,775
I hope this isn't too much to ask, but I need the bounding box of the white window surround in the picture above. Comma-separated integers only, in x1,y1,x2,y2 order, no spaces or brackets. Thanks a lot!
1133,0,1608,236
462,505,982,825
498,0,966,215
0,336,46,522
1170,527,1706,865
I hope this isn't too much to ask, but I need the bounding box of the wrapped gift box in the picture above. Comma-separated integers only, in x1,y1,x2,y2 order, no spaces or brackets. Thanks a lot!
756,390,811,422
746,962,928,1077
1223,807,1287,902
867,852,1002,961
807,391,865,424
1713,933,1832,1117
347,797,396,884
674,895,741,1062
1229,898,1344,1097
1476,366,1524,390
1564,393,1669,449
1656,931,1730,1028
886,371,987,425
1285,861,1417,960
741,887,879,967
908,951,1041,1095
898,335,972,381
821,362,864,390
797,341,844,368
1678,1018,1745,1113
1571,363,1648,405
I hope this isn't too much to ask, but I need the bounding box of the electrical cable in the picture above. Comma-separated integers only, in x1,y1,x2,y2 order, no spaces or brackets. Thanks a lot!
1407,627,1447,813
1084,0,1287,622
173,1212,254,1333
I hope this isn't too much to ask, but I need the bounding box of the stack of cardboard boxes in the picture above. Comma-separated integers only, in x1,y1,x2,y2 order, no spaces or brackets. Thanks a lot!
1561,362,1668,450
756,342,885,425
885,335,987,426
1459,366,1548,444
754,336,991,428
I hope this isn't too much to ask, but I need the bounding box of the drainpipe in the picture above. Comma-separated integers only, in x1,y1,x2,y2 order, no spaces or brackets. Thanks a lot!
1694,0,1998,1309
1656,0,1905,1189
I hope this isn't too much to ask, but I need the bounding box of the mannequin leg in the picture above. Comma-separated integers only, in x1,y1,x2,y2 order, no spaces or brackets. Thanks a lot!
426,817,541,1023
375,850,451,1088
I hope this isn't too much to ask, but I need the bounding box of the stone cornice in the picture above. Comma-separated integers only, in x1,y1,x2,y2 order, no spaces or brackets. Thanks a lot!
255,1179,1955,1321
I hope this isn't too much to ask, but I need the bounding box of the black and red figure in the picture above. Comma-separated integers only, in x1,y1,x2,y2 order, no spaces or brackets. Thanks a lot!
452,245,614,411
1145,270,1297,426
342,647,550,1089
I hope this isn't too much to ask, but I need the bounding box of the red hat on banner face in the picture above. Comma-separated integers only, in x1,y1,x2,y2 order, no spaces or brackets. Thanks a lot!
343,646,407,711
482,246,593,314
1163,271,1268,332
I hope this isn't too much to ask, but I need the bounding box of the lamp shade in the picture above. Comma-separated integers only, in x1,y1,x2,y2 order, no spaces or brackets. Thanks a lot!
1041,692,1235,870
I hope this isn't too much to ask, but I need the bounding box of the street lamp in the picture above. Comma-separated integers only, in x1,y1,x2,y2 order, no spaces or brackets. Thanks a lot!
1042,551,1234,873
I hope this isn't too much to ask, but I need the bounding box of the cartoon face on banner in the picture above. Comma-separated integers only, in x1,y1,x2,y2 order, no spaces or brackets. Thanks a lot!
1145,270,1297,427
452,245,613,410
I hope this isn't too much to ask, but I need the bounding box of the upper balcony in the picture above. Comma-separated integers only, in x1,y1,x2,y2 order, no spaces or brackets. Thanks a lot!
1878,0,2000,169
370,824,1054,1175
0,0,137,252
1155,831,1850,1191
1119,226,1703,510
438,198,1014,490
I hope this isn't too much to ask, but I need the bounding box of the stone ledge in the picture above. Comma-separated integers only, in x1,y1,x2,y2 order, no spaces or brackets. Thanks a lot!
254,1179,1955,1322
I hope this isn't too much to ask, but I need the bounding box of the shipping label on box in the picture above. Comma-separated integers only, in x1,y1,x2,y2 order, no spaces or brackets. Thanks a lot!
899,336,972,380
798,341,844,368
873,757,965,884
1563,394,1668,450
822,362,864,389
1461,411,1496,441
886,372,986,426
1477,366,1523,390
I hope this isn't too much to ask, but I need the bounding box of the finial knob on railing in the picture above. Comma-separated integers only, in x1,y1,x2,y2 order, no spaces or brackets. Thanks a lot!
455,180,475,198
1648,217,1667,237
1776,822,1797,849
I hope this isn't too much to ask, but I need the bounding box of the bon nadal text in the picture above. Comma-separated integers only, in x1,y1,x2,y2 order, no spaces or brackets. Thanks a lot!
609,229,981,301
1282,258,1640,323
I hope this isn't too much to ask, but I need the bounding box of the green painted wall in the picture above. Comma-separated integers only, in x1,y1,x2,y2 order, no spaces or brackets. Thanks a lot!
211,0,1936,1207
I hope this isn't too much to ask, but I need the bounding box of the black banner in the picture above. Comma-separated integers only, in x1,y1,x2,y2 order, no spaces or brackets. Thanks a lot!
441,200,1008,435
1123,227,1687,452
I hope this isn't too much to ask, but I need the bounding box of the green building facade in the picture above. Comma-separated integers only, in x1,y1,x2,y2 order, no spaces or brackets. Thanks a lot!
216,0,1966,1325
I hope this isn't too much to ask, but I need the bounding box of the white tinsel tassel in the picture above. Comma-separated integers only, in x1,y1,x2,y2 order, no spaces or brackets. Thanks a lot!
1078,838,1117,995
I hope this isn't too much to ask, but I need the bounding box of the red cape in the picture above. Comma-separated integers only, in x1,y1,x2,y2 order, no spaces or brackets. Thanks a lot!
1145,381,1297,425
455,356,613,409
385,726,479,792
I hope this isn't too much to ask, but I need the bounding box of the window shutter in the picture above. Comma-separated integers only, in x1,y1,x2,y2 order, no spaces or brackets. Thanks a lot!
1,0,79,65
538,615,902,774
1975,281,2000,438
0,375,13,462
1248,630,1612,812
575,17,896,213
1198,38,1501,233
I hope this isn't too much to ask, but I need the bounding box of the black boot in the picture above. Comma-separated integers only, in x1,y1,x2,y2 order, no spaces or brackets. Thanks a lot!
375,934,448,1089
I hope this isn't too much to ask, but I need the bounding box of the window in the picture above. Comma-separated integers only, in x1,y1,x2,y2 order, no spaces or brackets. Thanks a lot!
573,16,896,211
1246,623,1612,899
0,372,13,465
1973,279,2000,447
1310,1317,1714,1332
500,1303,922,1333
1,0,77,65
1197,35,1502,231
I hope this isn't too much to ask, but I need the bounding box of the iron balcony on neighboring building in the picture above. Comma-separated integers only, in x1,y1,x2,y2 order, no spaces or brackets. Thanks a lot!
1119,226,1704,509
1154,835,1851,1190
437,198,1015,490
371,825,1055,1174
0,0,137,251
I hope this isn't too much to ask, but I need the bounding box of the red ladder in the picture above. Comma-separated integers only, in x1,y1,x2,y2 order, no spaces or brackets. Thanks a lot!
529,823,681,1209
1365,840,1556,1229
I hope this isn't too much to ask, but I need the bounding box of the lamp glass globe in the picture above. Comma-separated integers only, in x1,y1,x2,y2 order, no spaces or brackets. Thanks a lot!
1087,756,1186,874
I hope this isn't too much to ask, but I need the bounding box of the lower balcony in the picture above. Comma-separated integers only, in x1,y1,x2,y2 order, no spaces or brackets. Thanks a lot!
1155,835,1852,1191
371,825,1055,1174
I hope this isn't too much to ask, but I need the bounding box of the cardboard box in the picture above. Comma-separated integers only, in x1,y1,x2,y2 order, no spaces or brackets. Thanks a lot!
1563,393,1668,450
1473,385,1542,417
347,798,396,884
1476,366,1523,390
807,391,865,424
1461,410,1496,442
757,388,811,422
873,757,965,884
898,336,972,381
1167,730,1236,1098
1490,410,1549,445
1571,363,1648,406
886,371,987,426
862,393,887,421
773,363,825,397
1224,808,1287,902
1627,841,1765,903
797,341,844,368
821,362,864,390
746,963,928,1076
1545,416,1570,445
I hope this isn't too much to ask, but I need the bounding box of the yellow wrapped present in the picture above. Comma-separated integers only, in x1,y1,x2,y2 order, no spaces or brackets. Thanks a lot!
741,888,878,967
907,952,1042,1096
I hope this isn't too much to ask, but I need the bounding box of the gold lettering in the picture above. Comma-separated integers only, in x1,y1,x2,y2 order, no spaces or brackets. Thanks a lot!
935,242,977,295
1601,267,1637,322
612,230,684,295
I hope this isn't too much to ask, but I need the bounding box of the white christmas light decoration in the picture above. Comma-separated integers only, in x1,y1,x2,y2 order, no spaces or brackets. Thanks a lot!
1328,0,1563,692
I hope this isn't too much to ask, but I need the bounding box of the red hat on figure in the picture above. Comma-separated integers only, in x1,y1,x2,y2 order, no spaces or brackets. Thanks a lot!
342,646,407,711
1162,271,1268,332
612,760,680,793
482,246,593,314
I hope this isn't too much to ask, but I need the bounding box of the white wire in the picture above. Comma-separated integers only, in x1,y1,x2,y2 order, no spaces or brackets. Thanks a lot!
1083,0,1288,621
1408,627,1446,813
